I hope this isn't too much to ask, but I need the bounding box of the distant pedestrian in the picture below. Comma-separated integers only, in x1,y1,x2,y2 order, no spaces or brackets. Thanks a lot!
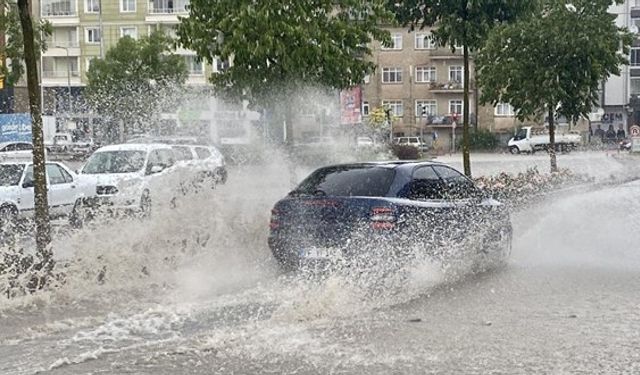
616,124,626,140
594,124,605,141
605,124,616,143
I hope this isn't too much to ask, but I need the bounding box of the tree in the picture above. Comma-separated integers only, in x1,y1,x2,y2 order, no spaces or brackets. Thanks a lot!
177,0,393,144
391,0,534,177
0,0,51,86
85,31,188,140
477,0,631,172
16,0,51,268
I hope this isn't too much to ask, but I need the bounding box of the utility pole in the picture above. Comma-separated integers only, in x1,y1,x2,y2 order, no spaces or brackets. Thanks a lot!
17,0,52,258
98,0,104,58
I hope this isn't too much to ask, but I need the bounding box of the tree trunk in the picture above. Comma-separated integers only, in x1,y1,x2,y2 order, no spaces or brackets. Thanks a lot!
548,106,558,173
17,0,52,255
462,43,471,177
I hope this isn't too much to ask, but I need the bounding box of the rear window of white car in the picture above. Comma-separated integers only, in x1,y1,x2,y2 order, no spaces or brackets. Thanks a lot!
172,146,193,161
195,147,211,160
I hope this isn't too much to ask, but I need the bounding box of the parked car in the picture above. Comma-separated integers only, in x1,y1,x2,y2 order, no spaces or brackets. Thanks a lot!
0,141,34,162
268,161,512,271
171,144,228,185
79,144,180,216
394,137,425,151
508,126,582,154
0,161,95,228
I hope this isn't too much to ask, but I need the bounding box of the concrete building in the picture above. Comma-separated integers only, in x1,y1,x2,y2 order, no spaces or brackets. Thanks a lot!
361,27,518,151
36,0,217,130
599,1,640,133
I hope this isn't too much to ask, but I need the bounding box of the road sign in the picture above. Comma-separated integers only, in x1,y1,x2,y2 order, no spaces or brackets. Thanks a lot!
630,125,640,137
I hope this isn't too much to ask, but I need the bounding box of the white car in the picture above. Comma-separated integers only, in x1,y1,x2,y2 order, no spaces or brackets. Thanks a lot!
79,143,180,216
0,141,34,162
394,137,424,150
0,161,95,226
170,144,228,185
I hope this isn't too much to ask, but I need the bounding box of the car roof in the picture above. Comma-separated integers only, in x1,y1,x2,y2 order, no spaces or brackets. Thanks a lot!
321,161,444,170
0,141,32,147
95,143,172,152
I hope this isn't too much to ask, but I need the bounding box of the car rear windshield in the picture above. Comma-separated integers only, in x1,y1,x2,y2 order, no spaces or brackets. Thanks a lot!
292,166,395,197
0,164,25,186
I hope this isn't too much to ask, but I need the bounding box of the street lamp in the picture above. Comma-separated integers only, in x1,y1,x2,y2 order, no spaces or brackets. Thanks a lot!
55,44,73,116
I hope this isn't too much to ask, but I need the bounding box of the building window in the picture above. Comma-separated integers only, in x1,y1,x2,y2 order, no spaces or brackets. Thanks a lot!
85,27,101,44
362,101,370,116
416,100,437,117
382,67,403,83
382,33,403,50
382,100,404,117
631,77,640,95
185,56,203,75
415,66,436,83
85,0,100,13
495,103,515,117
121,0,136,12
449,66,463,83
363,74,370,84
449,100,463,116
631,48,640,67
215,58,230,72
415,33,435,50
120,27,138,39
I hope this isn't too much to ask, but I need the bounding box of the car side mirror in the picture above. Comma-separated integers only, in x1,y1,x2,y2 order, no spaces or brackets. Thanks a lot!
22,179,34,188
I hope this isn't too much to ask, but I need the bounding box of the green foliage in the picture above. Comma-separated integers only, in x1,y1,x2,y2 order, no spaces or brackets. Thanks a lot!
177,0,393,107
390,0,535,52
477,0,632,124
460,129,500,151
85,31,187,138
0,1,52,86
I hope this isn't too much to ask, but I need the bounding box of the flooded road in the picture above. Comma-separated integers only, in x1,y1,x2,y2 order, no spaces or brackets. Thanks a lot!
1,152,639,374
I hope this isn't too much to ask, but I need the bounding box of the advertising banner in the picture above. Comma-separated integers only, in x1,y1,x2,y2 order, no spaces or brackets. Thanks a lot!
340,87,362,125
0,113,32,143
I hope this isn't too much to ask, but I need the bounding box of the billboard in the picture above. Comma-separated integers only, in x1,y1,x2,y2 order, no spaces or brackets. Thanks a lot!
340,87,362,125
0,113,32,142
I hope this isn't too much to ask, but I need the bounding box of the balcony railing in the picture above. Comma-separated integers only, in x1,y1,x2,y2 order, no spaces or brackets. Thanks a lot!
149,6,188,14
47,40,80,48
43,70,80,78
149,0,189,14
42,3,77,17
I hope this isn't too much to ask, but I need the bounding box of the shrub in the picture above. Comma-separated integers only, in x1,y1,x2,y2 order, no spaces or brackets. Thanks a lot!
461,129,500,151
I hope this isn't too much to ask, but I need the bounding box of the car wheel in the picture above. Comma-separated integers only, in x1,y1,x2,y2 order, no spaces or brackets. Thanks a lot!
140,191,151,218
509,146,520,155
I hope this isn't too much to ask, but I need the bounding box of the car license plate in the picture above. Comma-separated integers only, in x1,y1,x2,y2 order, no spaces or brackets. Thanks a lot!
299,247,341,259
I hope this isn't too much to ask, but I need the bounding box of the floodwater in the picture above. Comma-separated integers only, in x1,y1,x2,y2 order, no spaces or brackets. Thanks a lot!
1,151,639,374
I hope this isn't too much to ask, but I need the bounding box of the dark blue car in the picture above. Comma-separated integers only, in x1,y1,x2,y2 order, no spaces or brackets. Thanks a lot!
268,161,512,271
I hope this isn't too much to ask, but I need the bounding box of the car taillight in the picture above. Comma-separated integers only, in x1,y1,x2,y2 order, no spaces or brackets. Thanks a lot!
370,207,396,230
270,208,281,230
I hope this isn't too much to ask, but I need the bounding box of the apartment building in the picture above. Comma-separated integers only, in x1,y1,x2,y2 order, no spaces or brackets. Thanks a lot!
37,0,214,121
599,1,640,131
361,27,516,150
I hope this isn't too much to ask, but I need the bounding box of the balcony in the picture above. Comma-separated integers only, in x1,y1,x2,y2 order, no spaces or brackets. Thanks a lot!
41,1,79,25
428,81,475,93
42,70,82,87
146,0,189,22
428,48,464,60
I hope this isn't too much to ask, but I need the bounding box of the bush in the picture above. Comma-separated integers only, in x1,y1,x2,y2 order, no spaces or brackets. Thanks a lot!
391,144,420,160
474,167,594,208
461,129,500,151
